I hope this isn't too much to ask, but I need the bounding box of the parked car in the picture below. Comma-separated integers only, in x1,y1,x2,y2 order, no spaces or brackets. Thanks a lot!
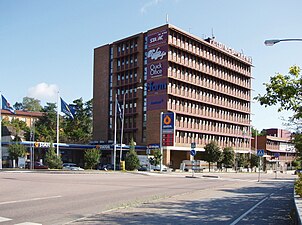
152,165,168,172
97,164,114,171
62,163,84,171
26,162,49,169
295,169,302,175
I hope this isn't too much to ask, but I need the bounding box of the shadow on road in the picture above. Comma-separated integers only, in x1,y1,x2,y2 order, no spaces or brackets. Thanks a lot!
70,180,295,225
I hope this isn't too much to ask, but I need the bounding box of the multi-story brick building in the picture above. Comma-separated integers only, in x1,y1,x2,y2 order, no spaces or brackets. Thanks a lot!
252,128,296,171
93,24,253,169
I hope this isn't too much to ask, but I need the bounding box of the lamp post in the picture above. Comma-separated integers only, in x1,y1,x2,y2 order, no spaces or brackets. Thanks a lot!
264,38,302,46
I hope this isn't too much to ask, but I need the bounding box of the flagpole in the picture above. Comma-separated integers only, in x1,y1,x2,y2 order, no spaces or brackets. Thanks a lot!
113,94,117,171
120,92,125,163
0,93,2,170
56,91,60,156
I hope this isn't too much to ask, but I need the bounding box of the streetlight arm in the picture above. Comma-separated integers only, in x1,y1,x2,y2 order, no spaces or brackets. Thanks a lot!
264,38,302,46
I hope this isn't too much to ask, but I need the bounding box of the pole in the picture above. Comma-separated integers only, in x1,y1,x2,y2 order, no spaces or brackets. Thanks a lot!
56,91,60,156
0,93,2,170
160,112,163,172
113,94,117,171
120,92,125,163
258,157,261,182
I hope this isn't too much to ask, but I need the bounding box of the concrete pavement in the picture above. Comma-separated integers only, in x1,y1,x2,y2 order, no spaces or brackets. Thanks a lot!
65,171,296,225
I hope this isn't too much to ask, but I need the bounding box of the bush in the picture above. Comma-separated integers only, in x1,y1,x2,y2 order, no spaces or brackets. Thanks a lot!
295,173,302,197
44,144,63,169
125,138,140,171
84,148,101,169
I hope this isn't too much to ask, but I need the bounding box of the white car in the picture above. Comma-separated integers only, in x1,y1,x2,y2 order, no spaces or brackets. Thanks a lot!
62,163,84,171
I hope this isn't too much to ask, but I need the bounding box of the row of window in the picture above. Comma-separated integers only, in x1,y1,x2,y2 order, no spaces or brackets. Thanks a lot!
117,55,138,67
168,96,250,123
117,70,138,81
176,115,249,136
117,40,138,53
168,30,252,71
168,44,250,77
175,131,250,149
168,54,251,91
168,80,250,110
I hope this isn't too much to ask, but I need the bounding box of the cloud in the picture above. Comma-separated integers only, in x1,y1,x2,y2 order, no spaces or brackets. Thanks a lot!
140,0,163,14
27,82,59,103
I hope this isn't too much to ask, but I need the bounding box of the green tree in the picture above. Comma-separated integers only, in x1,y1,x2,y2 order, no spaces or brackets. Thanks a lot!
8,143,26,166
204,141,222,172
22,97,42,112
125,138,140,171
44,143,63,169
255,66,301,113
3,118,29,141
84,148,101,169
237,153,249,169
149,149,162,167
60,98,92,144
35,103,57,142
255,65,302,158
250,154,260,169
222,147,234,171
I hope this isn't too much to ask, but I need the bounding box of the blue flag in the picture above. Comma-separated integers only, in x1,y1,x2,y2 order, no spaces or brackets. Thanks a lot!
1,95,15,114
116,98,123,121
60,98,75,119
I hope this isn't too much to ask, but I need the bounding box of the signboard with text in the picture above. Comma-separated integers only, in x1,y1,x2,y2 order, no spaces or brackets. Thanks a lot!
161,112,175,147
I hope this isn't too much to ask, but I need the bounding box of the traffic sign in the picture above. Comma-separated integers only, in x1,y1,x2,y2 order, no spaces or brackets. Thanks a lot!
190,149,196,156
257,149,264,157
191,142,196,149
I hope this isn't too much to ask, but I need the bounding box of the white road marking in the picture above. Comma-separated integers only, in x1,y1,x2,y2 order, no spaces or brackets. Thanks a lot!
14,223,42,225
230,193,274,225
0,216,12,222
0,195,62,205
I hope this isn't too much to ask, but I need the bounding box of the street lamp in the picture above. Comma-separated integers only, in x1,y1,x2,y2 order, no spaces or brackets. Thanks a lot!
264,38,302,46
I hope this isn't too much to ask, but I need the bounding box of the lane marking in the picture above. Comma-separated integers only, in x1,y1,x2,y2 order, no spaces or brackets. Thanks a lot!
14,223,42,225
0,216,12,222
230,195,270,225
0,195,62,205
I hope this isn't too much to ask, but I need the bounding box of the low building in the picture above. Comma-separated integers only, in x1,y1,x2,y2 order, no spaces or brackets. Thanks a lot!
251,128,296,171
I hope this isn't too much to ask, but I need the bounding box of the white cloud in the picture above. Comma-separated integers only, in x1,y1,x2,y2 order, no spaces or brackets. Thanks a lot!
27,83,59,103
140,0,163,14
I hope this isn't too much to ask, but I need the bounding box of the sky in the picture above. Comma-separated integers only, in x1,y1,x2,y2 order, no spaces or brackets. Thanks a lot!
1,0,301,131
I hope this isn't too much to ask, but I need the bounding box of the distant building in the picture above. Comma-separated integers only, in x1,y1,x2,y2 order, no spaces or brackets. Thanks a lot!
93,24,253,169
1,109,43,167
251,128,296,171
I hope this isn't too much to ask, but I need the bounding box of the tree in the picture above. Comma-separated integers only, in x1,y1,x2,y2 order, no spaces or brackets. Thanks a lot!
149,149,162,167
255,66,301,113
237,153,249,169
35,103,57,142
8,143,26,166
22,97,42,112
44,143,63,169
222,147,234,171
3,118,29,141
250,154,260,169
60,98,92,144
204,141,222,172
84,148,101,169
125,138,140,171
255,65,302,158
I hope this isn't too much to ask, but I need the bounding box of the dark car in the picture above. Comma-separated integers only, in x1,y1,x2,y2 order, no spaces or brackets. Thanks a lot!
97,164,114,170
295,169,302,175
26,162,49,169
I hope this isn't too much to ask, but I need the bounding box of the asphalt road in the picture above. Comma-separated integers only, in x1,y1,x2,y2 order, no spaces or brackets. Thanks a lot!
0,171,296,225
